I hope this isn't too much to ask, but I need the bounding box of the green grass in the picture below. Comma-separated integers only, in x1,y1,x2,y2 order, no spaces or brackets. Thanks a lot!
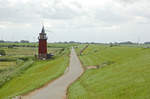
0,47,60,56
0,46,66,70
0,59,34,87
0,48,70,99
0,62,16,68
68,44,150,99
0,42,77,48
0,43,72,99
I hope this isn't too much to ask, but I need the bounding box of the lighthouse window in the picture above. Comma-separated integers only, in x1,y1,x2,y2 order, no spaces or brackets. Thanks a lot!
40,34,46,39
44,35,46,38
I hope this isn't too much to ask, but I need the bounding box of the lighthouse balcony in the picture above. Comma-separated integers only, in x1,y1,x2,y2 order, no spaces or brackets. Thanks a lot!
38,36,48,40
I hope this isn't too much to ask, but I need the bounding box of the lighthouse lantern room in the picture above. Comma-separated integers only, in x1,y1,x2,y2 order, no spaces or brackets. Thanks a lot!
38,26,47,59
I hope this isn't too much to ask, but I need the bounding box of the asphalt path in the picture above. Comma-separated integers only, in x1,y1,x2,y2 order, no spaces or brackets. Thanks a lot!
22,48,84,99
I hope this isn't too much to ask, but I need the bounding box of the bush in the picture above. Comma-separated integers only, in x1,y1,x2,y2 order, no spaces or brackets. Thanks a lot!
0,50,6,56
8,45,14,48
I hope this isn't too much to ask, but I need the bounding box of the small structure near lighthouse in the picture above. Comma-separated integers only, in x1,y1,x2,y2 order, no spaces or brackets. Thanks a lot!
38,26,47,59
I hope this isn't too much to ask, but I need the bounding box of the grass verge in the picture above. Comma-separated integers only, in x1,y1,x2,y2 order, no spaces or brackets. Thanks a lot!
68,44,150,99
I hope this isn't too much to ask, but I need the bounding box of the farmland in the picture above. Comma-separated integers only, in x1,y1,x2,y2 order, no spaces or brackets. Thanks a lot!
68,44,150,99
0,43,71,99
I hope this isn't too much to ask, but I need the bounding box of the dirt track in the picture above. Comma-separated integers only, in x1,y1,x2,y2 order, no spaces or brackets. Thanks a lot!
22,48,84,99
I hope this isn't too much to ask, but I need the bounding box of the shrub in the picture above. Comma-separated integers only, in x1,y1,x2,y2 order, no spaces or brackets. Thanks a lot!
0,50,6,56
8,45,14,48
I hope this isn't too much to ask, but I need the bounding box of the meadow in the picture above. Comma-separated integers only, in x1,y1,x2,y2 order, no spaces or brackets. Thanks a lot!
0,43,71,99
68,44,150,99
0,42,76,48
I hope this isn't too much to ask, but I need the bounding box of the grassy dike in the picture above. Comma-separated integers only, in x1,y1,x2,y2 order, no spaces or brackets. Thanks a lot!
0,48,70,99
68,44,150,99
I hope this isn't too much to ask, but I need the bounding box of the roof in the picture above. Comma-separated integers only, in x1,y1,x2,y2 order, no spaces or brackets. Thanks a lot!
41,26,45,34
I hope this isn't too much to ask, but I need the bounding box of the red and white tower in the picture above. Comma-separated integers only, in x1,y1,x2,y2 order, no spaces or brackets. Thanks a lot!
38,26,47,59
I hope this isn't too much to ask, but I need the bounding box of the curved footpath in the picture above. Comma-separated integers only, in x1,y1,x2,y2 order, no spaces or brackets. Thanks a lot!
21,48,84,99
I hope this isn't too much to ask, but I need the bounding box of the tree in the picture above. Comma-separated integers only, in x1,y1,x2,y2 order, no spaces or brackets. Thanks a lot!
110,42,113,47
144,42,150,44
119,41,133,44
0,40,4,43
20,40,29,43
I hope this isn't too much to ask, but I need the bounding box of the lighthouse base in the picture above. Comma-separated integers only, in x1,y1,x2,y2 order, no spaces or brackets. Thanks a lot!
38,54,47,60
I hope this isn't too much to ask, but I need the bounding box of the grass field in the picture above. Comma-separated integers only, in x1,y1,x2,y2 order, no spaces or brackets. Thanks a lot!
68,44,150,99
0,62,16,68
0,42,77,48
0,43,71,99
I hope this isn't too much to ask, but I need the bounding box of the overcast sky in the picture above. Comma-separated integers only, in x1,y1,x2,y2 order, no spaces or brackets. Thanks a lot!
0,0,150,43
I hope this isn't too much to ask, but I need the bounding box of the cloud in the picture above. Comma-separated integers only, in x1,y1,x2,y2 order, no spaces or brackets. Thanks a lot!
0,24,6,29
94,7,130,25
0,0,150,42
0,0,40,24
0,0,84,24
40,4,82,20
116,0,141,4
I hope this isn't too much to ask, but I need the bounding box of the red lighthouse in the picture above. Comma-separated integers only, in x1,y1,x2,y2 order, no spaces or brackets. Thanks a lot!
38,26,47,59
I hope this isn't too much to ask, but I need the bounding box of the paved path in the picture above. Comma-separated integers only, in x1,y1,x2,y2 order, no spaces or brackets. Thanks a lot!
22,48,84,99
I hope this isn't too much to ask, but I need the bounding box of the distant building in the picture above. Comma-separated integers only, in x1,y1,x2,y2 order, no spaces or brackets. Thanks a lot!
38,26,47,59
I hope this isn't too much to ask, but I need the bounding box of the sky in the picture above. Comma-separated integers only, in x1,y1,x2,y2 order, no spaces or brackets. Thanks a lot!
0,0,150,43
